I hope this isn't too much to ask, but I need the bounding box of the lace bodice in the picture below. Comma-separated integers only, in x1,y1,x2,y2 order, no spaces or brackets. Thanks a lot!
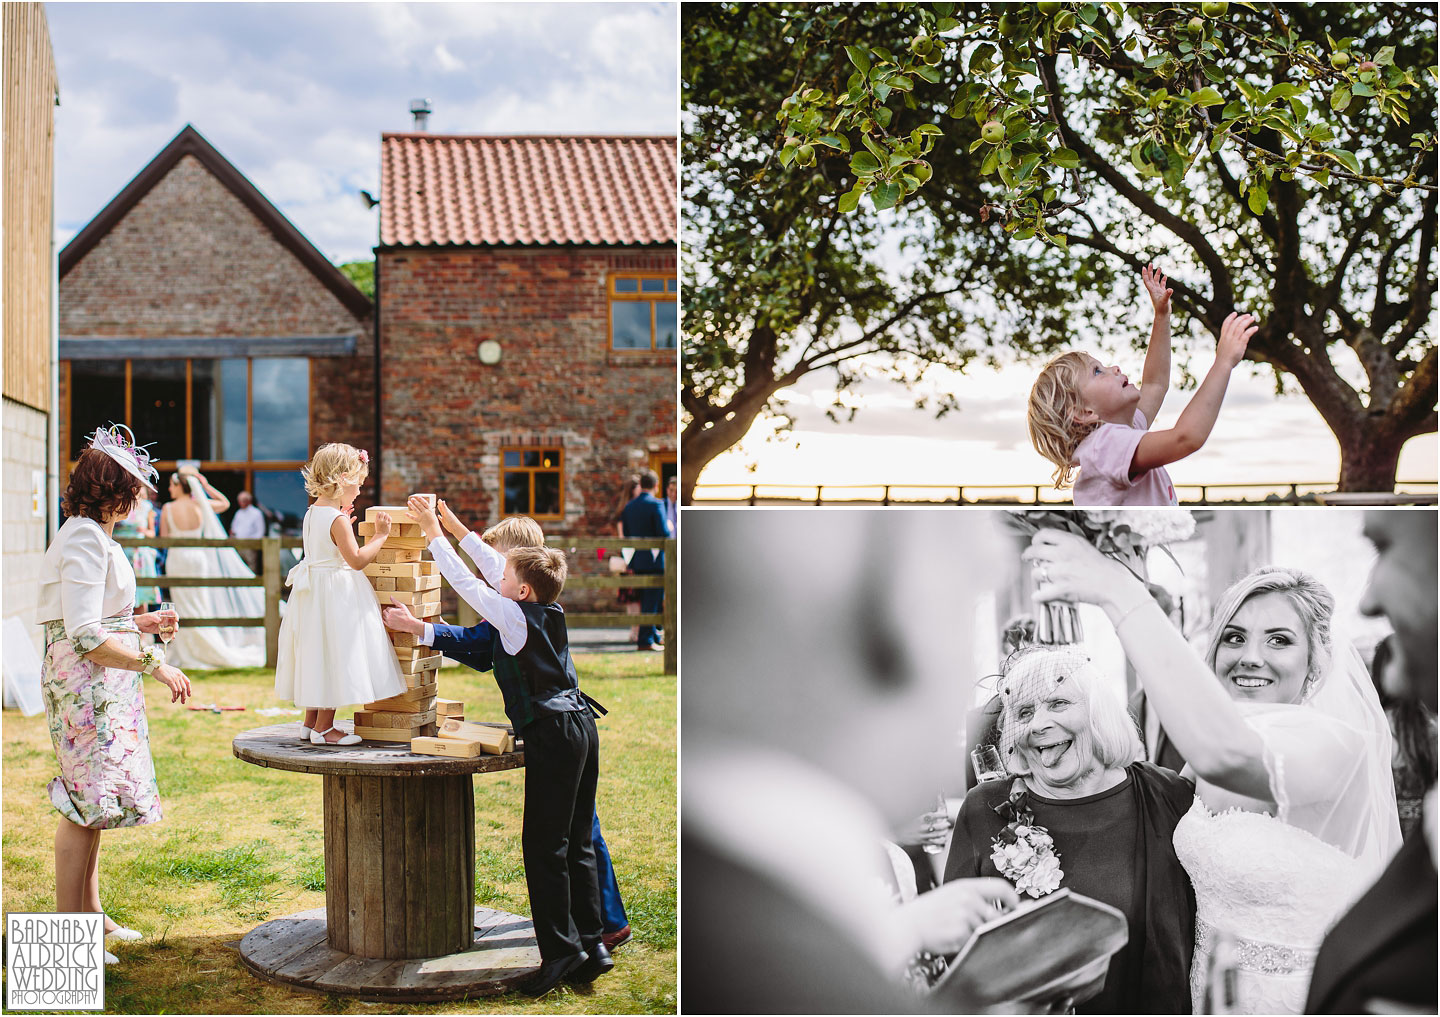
1173,798,1371,1013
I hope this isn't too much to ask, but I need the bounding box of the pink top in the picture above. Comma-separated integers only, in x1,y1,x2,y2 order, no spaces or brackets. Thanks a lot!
1072,409,1178,506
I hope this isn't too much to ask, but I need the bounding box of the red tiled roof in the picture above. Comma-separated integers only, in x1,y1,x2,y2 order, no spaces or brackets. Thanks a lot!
379,133,676,248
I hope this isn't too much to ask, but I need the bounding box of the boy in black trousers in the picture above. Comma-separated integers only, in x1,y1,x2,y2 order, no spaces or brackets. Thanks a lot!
403,495,607,996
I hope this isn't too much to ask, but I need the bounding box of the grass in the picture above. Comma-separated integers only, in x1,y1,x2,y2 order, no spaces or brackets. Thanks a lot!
1,654,676,1014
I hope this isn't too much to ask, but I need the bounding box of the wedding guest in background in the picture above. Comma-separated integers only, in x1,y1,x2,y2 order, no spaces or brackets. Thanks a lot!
620,470,670,653
114,481,160,612
661,475,678,535
1307,510,1437,1014
684,512,1025,1013
963,613,1035,790
612,475,642,642
1369,635,1434,841
946,646,1195,1014
230,490,266,573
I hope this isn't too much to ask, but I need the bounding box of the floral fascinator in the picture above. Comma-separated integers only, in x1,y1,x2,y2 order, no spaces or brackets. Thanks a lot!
88,424,159,488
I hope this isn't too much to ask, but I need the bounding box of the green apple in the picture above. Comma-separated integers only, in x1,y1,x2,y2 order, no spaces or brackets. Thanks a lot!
1330,51,1350,69
1201,1,1227,17
1054,11,1075,31
910,34,933,55
796,144,815,166
981,120,1006,144
913,161,933,183
1187,16,1204,35
1037,1,1061,14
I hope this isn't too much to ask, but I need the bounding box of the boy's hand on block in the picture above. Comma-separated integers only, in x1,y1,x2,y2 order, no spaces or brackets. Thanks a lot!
1141,264,1172,315
372,510,392,542
407,494,443,540
382,599,425,635
437,498,467,540
1217,311,1258,369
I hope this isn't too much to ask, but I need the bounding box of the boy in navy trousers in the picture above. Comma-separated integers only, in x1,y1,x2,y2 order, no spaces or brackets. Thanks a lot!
382,515,632,952
395,495,607,996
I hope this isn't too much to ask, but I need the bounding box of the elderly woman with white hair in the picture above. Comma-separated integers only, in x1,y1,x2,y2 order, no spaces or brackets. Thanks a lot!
944,646,1196,1013
1025,530,1402,1015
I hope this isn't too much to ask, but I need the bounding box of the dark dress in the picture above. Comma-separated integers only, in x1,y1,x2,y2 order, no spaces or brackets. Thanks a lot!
944,763,1195,1014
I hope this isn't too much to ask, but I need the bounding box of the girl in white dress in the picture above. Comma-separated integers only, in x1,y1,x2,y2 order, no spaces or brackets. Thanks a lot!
1025,530,1401,1015
275,444,406,745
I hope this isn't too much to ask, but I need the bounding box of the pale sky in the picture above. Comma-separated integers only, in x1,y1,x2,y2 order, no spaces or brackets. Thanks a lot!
48,1,678,263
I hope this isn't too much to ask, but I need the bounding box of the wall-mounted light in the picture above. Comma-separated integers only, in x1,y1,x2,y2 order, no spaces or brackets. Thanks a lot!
477,340,501,366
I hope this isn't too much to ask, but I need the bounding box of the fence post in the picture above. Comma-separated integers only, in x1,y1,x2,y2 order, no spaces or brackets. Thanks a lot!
663,537,677,676
263,537,281,669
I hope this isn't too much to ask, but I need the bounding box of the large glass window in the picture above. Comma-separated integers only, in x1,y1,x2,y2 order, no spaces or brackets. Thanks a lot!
130,361,188,462
502,447,563,519
609,274,677,352
252,358,309,461
252,469,309,533
68,360,127,459
191,358,249,461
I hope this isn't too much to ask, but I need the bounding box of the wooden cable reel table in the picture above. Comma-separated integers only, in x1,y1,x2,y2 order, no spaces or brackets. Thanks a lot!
232,722,532,1001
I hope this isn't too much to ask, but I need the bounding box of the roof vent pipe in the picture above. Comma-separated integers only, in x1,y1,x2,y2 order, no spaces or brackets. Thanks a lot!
410,98,432,131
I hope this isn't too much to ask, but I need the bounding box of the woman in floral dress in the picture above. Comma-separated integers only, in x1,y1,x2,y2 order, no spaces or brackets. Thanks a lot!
36,427,192,961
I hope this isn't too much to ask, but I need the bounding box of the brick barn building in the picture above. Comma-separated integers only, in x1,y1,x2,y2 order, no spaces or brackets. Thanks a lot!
374,132,677,535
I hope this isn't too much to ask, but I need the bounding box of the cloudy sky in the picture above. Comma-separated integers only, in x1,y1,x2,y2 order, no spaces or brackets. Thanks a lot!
48,1,677,264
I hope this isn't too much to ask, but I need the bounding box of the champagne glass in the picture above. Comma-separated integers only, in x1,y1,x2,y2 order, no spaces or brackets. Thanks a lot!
921,791,950,855
971,745,1006,782
156,602,178,643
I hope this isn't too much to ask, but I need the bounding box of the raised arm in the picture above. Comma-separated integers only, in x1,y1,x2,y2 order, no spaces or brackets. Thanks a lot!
408,495,526,653
1136,264,1173,427
182,468,230,513
330,510,392,569
1024,528,1274,800
1129,311,1256,477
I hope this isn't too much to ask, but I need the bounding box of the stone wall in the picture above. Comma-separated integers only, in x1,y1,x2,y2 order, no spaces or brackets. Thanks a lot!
3,397,50,656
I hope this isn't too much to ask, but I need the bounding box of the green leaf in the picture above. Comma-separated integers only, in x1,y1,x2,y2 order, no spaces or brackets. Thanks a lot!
1189,87,1225,107
845,45,871,75
1331,149,1361,173
1053,233,1068,249
873,82,892,102
1351,82,1375,97
779,145,796,167
871,180,902,210
1330,86,1352,112
980,150,999,175
816,134,851,152
1248,184,1268,214
1375,45,1395,66
849,151,881,176
837,185,865,214
1050,147,1081,168
913,124,943,137
888,153,912,170
1018,153,1043,181
875,106,894,128
914,64,942,84
862,134,888,162
890,75,914,92
1261,83,1303,104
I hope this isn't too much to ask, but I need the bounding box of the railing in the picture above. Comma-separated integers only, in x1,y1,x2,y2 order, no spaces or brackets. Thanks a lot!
114,535,677,676
691,481,1439,507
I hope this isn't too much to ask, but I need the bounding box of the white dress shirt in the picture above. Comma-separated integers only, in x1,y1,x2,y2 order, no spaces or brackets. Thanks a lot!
420,532,528,653
231,504,266,539
36,516,138,649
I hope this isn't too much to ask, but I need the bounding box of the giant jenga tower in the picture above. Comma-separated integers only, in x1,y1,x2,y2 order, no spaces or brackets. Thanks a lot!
351,498,454,743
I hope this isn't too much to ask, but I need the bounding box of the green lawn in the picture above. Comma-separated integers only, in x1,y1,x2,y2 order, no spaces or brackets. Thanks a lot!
1,654,676,1014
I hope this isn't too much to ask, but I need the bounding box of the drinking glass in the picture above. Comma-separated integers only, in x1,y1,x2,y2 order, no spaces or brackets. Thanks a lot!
921,791,950,855
971,745,1006,782
156,602,178,643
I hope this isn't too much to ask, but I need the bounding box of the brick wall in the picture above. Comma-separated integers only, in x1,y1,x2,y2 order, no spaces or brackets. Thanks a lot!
3,398,49,656
378,245,676,613
57,153,377,502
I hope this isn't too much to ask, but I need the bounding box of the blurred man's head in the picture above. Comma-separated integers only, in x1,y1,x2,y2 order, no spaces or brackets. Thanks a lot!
1360,510,1437,713
684,512,1006,826
238,491,253,507
667,476,678,501
639,469,659,492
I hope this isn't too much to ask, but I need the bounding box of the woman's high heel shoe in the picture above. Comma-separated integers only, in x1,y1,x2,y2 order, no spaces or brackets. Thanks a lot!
311,726,362,746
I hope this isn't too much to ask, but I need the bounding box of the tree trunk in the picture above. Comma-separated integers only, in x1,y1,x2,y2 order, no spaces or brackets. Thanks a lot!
680,384,785,503
1337,430,1405,493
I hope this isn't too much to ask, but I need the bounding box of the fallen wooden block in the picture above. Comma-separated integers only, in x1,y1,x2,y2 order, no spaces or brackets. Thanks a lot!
410,736,483,758
355,709,436,729
436,699,464,718
364,560,438,579
398,652,443,676
374,588,441,608
367,685,439,710
359,520,425,539
438,719,514,754
374,548,422,564
372,577,397,591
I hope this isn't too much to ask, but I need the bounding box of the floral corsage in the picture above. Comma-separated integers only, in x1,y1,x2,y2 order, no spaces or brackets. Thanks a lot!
991,779,1063,898
137,644,166,676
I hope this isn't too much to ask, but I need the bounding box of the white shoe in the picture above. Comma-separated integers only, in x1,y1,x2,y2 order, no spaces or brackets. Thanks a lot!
103,949,119,965
298,725,314,743
105,926,142,942
311,727,362,746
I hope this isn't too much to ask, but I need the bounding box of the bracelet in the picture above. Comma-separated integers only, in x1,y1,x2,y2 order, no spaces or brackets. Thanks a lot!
137,644,166,675
1111,598,1153,632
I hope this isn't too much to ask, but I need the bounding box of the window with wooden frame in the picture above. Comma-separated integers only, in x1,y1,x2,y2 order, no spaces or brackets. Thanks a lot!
501,446,564,519
608,273,677,352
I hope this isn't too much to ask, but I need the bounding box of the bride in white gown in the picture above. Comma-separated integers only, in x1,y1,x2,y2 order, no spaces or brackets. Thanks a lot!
1025,530,1401,1015
160,468,265,669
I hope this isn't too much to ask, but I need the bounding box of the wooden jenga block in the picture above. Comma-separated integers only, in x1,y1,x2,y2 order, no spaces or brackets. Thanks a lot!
359,521,425,539
394,644,427,663
410,736,483,758
436,699,464,718
438,719,514,754
411,600,443,619
362,709,436,730
372,576,397,591
374,588,441,608
373,681,439,706
398,652,443,676
375,548,423,564
395,574,441,592
401,674,441,694
389,629,420,647
365,497,433,526
364,560,438,578
363,692,438,714
353,725,418,743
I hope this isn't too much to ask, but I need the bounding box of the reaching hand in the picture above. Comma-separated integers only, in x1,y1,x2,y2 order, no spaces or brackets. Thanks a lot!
1216,311,1258,369
373,510,392,541
1141,264,1172,315
901,877,1020,955
437,499,467,540
153,664,192,704
135,611,164,635
381,599,425,636
896,808,953,851
1022,529,1147,612
407,494,442,540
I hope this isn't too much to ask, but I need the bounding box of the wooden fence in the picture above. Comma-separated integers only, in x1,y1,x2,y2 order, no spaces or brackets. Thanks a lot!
114,535,677,675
